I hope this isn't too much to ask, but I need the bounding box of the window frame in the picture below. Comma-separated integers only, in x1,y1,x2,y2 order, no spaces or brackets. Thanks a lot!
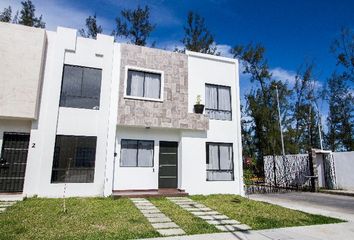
124,66,164,102
120,139,155,167
59,64,102,110
50,135,97,184
205,142,234,181
205,83,232,121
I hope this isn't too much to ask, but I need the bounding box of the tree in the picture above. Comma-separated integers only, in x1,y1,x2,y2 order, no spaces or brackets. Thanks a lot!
0,6,12,22
79,14,103,39
232,44,293,176
18,0,45,28
326,73,354,151
331,27,354,83
114,5,155,46
290,64,322,153
181,11,217,54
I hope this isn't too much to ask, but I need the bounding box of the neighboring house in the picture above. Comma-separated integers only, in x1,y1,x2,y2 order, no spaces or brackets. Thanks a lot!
0,22,244,197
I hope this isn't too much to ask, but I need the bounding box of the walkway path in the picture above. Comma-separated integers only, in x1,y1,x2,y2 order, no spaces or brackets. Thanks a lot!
139,222,354,240
131,198,185,237
167,197,251,232
0,200,18,213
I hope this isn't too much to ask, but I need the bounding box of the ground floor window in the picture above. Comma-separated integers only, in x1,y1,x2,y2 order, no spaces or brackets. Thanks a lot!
206,142,234,181
120,139,154,167
51,135,97,183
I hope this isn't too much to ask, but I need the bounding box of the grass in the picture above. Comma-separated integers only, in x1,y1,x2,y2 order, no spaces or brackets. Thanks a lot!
0,197,159,240
191,194,344,230
0,195,345,240
149,197,219,235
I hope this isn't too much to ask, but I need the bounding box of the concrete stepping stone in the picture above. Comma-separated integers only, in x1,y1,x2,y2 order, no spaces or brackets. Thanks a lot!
0,200,18,213
130,198,148,201
142,213,166,218
191,211,219,216
232,224,252,231
147,217,172,223
135,202,154,207
152,222,179,229
140,209,161,214
207,219,241,225
166,197,251,232
196,207,212,211
199,215,215,220
131,198,186,236
215,224,251,232
210,214,230,220
138,206,158,210
157,228,185,236
0,202,15,206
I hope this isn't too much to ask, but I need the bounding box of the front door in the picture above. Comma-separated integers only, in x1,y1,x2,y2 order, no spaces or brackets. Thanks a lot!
0,132,30,192
159,141,178,188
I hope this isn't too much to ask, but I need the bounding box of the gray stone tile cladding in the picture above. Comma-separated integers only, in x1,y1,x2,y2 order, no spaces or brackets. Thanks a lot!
118,44,209,130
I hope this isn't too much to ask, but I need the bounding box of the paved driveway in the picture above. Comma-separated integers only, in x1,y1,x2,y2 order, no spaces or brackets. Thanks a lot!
249,192,354,221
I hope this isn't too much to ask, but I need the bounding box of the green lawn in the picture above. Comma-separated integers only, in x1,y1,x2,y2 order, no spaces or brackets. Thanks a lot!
0,195,344,240
191,194,344,230
150,197,219,235
0,197,159,240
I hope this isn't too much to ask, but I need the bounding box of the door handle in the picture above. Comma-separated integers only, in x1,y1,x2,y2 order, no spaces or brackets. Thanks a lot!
0,158,9,168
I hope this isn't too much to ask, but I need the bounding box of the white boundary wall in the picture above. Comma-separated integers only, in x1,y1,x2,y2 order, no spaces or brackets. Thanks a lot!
333,151,354,191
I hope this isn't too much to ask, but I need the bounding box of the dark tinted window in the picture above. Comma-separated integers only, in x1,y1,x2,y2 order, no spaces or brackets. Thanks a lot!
51,135,97,183
120,139,154,167
60,65,102,109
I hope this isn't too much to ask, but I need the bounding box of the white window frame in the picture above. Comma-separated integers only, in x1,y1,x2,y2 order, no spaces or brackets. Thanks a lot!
124,65,164,102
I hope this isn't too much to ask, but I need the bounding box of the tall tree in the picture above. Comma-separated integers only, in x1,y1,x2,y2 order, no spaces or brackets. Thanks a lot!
79,14,103,39
331,27,354,83
290,64,322,153
326,73,354,151
0,6,12,22
114,5,155,46
181,11,217,54
232,44,292,174
18,0,45,28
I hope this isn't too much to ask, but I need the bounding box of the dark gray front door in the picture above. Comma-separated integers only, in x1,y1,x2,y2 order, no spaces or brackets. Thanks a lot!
0,132,30,192
159,141,178,188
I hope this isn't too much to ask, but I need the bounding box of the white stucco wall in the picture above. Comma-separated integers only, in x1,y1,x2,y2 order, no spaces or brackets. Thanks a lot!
315,154,326,188
181,52,243,195
0,22,46,119
114,126,181,190
333,151,354,190
23,28,116,197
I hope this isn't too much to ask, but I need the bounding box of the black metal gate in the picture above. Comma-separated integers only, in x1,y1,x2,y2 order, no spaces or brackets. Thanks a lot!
0,132,30,192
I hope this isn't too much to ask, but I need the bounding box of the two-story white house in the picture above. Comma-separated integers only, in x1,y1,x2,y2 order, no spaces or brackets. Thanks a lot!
0,22,244,198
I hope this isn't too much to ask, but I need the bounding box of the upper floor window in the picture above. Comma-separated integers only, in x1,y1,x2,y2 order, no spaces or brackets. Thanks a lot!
126,69,161,100
60,65,102,110
205,84,232,121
